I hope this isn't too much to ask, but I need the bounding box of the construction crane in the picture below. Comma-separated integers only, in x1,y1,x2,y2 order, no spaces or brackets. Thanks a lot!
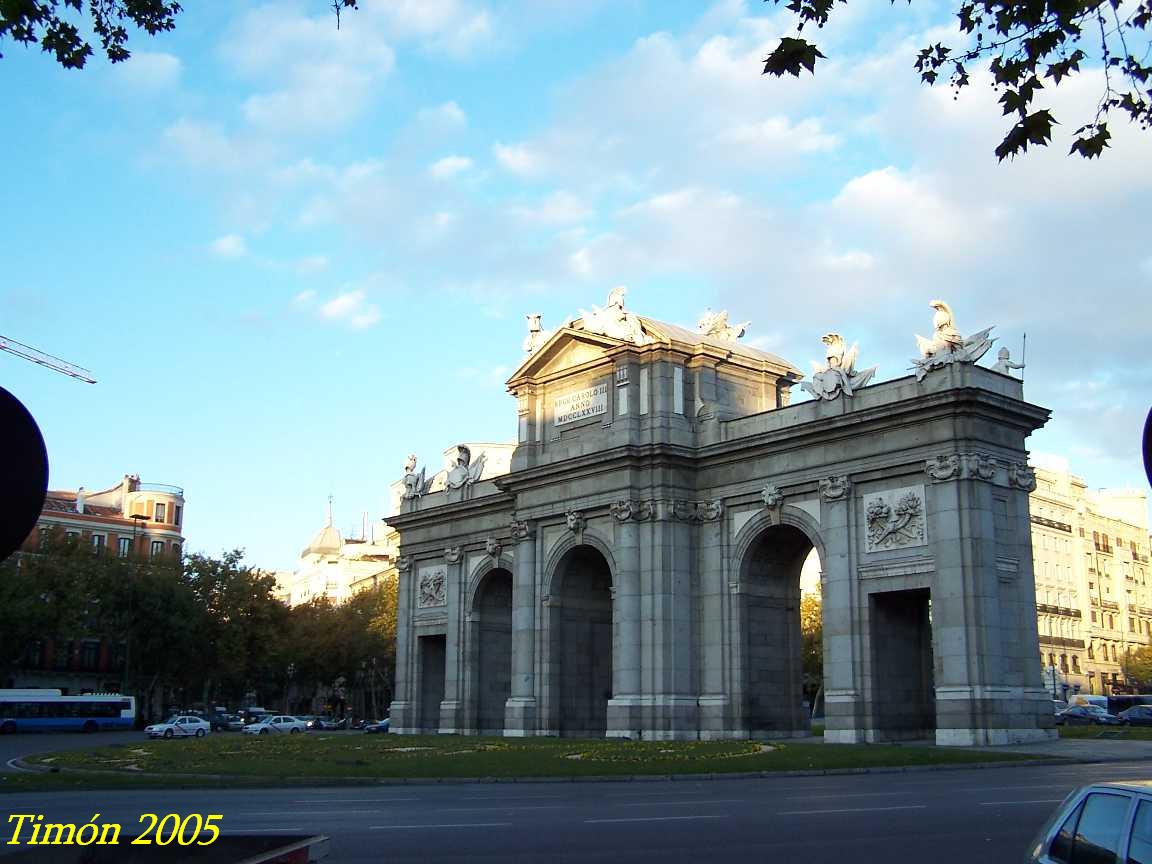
0,333,96,383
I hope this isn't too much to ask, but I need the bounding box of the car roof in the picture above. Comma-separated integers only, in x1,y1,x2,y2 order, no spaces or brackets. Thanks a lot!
1084,781,1152,793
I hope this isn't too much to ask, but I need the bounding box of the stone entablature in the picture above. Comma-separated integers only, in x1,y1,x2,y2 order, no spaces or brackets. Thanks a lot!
386,294,1054,746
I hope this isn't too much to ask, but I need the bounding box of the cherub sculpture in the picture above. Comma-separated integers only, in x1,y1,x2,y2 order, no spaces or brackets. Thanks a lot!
911,300,994,381
801,332,877,400
579,287,650,344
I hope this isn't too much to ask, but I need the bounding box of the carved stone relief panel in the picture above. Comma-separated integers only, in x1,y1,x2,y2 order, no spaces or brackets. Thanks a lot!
418,564,447,608
863,485,928,553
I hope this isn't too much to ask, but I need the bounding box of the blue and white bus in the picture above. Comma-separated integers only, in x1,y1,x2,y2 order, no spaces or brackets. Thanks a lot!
0,689,136,734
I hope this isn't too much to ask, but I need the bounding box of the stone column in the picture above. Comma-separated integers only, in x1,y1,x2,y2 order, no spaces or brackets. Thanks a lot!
504,519,538,735
696,500,730,738
607,500,645,737
438,547,465,734
389,556,417,734
817,476,868,744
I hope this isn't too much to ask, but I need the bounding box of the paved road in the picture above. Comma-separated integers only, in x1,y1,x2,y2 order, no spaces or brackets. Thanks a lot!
3,760,1151,862
0,731,141,769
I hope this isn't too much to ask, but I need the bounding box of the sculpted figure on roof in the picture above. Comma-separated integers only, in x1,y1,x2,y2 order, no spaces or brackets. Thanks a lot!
578,286,651,345
801,332,877,400
697,309,750,342
912,300,995,382
445,444,487,490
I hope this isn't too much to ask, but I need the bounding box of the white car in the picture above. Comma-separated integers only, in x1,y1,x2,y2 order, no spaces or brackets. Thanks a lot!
241,714,308,735
145,715,211,739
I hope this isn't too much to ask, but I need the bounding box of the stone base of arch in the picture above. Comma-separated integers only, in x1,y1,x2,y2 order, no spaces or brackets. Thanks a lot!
502,697,538,736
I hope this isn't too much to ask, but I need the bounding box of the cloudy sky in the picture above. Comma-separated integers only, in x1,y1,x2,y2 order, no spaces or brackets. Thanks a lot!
2,0,1149,571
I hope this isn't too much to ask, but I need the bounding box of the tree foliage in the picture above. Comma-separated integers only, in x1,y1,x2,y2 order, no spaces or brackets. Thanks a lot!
1123,645,1152,690
0,535,397,721
762,0,1152,160
0,1,360,68
800,592,823,702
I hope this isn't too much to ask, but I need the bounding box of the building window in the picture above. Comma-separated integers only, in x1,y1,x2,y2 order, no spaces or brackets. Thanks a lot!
91,534,106,554
155,502,166,523
1089,643,1095,659
1060,654,1068,672
174,504,182,526
171,543,182,558
1132,617,1138,632
80,641,99,671
117,537,131,558
150,540,164,557
1091,610,1097,623
65,531,79,542
1111,644,1118,661
1072,656,1081,672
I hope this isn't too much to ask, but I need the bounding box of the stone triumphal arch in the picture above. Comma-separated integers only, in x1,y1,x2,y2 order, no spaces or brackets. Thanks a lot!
387,292,1054,745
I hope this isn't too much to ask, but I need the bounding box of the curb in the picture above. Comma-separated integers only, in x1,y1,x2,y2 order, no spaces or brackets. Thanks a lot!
3,754,1101,787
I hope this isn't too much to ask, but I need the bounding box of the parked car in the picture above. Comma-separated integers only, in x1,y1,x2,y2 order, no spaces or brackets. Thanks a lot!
242,714,308,735
145,715,212,739
1052,700,1068,715
1027,781,1152,863
1055,705,1125,726
1120,706,1152,727
363,718,390,734
311,716,348,731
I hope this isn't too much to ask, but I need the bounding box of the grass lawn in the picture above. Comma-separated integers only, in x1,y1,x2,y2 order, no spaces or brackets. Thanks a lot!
9,732,1046,790
1059,725,1152,740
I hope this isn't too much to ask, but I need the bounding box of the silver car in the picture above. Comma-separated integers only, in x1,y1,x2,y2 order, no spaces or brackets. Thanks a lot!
1028,780,1152,863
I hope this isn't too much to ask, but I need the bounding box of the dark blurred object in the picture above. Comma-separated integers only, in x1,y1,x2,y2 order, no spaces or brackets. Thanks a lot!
0,386,48,560
1144,406,1151,488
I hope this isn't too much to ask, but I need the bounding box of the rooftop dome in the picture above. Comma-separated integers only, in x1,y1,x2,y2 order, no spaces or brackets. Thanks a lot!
302,523,343,558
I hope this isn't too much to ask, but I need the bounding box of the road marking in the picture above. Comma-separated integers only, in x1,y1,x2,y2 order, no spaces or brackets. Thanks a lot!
979,800,1064,806
785,792,907,800
776,805,928,816
222,827,302,833
242,810,385,816
585,815,730,824
290,798,418,804
369,822,513,830
434,805,567,813
621,800,747,807
957,785,1071,792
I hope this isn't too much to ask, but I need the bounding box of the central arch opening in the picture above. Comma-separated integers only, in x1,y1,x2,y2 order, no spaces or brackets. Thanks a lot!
553,545,613,737
471,567,512,734
740,523,816,737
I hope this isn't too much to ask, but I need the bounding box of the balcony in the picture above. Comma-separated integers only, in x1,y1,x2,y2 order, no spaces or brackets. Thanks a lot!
1031,515,1073,533
1039,635,1085,649
1036,603,1082,618
136,483,184,496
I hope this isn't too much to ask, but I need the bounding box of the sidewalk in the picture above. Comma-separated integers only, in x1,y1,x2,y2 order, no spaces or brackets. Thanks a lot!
975,735,1152,763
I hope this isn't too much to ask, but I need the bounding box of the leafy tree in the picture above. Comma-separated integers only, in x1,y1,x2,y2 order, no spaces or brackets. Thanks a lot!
762,0,1151,160
1123,645,1152,690
0,1,359,68
800,592,823,705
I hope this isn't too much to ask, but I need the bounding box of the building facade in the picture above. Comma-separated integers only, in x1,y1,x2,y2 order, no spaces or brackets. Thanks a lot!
22,474,185,560
274,509,397,607
387,292,1055,746
9,474,185,692
1029,464,1151,697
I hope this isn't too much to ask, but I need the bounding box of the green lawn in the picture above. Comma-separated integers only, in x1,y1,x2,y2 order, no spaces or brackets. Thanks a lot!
8,732,1045,790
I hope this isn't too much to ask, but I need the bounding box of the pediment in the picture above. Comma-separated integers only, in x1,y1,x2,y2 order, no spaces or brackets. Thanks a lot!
507,327,625,386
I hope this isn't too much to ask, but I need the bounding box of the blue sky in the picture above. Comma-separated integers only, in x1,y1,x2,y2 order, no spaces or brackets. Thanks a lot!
2,0,1149,571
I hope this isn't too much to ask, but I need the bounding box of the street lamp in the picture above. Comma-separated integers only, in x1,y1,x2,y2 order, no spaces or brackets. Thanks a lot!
285,663,296,714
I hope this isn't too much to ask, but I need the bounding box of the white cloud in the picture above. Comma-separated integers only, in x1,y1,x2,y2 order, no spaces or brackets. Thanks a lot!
293,289,317,306
718,116,839,154
318,289,382,329
110,51,182,90
417,100,468,129
494,142,547,178
429,155,474,179
210,234,248,259
510,190,592,226
816,249,876,272
163,120,255,170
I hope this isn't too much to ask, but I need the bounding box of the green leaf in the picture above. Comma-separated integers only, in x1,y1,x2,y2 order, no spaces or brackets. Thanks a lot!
763,37,827,77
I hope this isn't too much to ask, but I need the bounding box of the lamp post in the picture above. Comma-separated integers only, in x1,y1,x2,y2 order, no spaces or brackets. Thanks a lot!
122,513,149,700
285,663,296,714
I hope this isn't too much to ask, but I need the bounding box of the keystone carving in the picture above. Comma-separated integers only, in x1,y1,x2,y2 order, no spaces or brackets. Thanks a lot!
444,546,462,564
485,536,503,559
962,453,997,481
761,483,783,509
510,518,532,541
611,500,654,522
696,500,724,522
819,475,849,501
397,556,411,573
565,509,586,534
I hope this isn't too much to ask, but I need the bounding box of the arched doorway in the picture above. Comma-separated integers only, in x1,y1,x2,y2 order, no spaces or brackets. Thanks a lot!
551,545,613,737
739,523,816,736
470,568,513,734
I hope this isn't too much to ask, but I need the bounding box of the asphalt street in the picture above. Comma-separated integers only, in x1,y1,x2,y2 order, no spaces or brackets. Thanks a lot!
3,760,1152,862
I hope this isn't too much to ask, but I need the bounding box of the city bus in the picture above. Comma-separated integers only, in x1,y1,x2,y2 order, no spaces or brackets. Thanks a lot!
0,689,136,734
